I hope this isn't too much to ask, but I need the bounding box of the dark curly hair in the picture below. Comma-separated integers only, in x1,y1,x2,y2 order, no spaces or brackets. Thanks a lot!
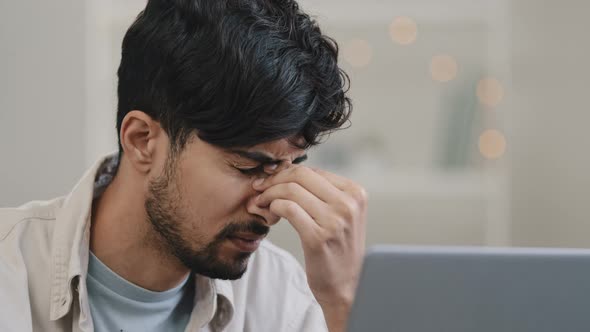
116,0,352,155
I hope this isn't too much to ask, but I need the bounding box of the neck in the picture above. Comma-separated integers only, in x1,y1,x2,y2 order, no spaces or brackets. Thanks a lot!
89,160,190,292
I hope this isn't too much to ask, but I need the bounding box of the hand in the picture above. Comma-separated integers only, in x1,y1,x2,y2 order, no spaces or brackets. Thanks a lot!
252,165,368,332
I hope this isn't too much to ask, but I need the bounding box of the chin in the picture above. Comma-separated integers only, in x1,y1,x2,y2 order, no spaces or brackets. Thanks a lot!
197,262,249,280
188,252,252,280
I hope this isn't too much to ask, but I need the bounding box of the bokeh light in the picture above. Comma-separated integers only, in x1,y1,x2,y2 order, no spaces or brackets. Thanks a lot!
479,129,507,159
477,77,504,108
389,17,418,45
342,39,373,68
430,54,458,82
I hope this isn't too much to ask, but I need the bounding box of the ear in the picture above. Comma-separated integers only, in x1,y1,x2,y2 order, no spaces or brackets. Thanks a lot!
119,110,165,174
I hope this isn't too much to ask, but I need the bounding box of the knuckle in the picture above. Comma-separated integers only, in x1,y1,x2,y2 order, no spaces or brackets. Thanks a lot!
341,186,368,218
306,237,324,253
292,165,307,178
268,200,284,214
354,187,369,205
283,200,300,217
343,178,356,188
284,182,301,196
336,218,348,234
348,184,368,205
316,228,333,244
324,217,346,239
339,198,358,220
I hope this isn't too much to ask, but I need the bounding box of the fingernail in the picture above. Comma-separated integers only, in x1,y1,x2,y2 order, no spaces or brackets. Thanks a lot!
253,178,264,187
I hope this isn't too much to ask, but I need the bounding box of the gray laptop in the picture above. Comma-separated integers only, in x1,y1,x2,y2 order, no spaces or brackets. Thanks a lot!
347,245,590,332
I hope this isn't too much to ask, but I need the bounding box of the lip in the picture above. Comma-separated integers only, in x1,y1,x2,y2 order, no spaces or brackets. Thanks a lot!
227,233,265,252
230,232,266,241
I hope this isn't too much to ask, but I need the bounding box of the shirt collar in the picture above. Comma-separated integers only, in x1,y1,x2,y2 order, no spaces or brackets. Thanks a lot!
49,152,234,330
189,275,234,329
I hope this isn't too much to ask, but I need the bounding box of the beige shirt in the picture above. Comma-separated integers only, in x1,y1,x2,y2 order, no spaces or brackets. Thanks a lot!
0,154,328,332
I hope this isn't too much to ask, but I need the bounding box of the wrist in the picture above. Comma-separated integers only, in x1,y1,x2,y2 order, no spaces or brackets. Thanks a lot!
318,296,353,332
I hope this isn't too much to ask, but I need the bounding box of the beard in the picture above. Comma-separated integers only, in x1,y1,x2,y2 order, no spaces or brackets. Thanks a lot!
144,153,269,280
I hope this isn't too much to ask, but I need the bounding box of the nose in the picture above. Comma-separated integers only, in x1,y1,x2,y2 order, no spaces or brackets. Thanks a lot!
247,194,281,226
272,160,292,174
246,160,296,225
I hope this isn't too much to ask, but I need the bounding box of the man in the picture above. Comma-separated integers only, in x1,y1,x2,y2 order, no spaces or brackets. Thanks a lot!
0,0,367,331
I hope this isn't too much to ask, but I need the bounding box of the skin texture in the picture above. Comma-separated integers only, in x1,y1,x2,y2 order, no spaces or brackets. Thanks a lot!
90,111,367,332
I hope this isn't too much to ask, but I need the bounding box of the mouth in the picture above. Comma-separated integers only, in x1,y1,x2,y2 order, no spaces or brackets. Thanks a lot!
227,233,266,252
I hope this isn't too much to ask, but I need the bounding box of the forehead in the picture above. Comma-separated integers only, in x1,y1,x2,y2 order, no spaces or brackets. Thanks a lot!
256,139,305,157
228,138,307,163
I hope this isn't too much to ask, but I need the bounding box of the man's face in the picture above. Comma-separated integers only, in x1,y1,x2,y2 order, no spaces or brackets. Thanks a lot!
144,135,307,280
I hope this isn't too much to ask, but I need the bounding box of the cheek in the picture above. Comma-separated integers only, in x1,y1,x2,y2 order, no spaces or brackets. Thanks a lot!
178,170,254,221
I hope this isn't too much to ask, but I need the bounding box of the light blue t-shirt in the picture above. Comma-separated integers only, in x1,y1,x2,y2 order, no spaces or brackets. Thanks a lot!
86,251,194,332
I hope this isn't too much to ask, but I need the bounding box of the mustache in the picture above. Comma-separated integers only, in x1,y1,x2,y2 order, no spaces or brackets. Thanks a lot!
216,220,270,240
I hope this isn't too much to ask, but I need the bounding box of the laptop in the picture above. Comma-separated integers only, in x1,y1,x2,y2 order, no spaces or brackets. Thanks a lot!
347,244,590,332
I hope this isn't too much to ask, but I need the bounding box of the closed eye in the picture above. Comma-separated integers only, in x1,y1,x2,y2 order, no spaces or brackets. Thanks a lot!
234,155,307,176
236,165,266,176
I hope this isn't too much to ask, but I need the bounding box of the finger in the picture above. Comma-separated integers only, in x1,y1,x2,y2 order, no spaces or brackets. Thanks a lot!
247,196,282,226
268,199,322,243
311,167,369,205
253,165,346,204
310,167,353,192
256,182,332,225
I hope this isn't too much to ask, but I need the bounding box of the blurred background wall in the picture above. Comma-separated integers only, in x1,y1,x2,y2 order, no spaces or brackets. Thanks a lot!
0,0,86,203
1,0,589,263
510,0,590,248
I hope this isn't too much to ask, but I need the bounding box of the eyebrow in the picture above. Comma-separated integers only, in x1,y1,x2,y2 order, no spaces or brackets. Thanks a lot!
228,149,308,165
